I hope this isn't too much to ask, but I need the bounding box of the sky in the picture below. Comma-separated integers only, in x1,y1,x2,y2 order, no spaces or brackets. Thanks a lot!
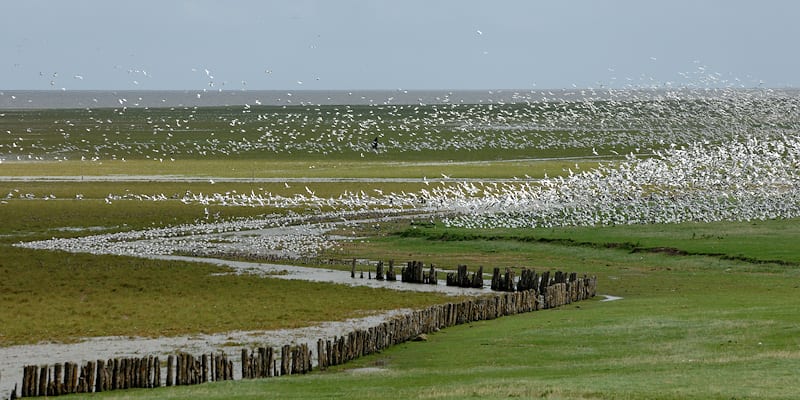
2,0,799,91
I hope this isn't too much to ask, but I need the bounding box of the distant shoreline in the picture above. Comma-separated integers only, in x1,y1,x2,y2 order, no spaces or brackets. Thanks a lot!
2,88,797,110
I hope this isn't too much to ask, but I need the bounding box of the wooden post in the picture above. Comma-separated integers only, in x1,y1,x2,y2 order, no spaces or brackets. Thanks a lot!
281,345,291,376
153,356,161,387
124,358,131,389
84,361,96,393
150,356,161,388
30,365,39,396
143,357,150,388
131,358,138,388
491,267,500,290
504,268,516,292
317,339,326,370
110,358,119,391
472,266,483,288
53,363,64,396
64,362,73,394
242,348,249,379
375,261,384,280
137,357,143,388
94,360,104,393
21,366,30,398
120,358,127,390
539,270,550,294
71,361,80,393
210,353,215,382
428,263,437,284
386,259,396,281
166,355,174,386
307,345,314,373
144,357,152,388
268,348,275,377
212,354,218,381
259,348,266,377
290,346,298,375
326,339,333,367
186,353,192,385
175,354,183,386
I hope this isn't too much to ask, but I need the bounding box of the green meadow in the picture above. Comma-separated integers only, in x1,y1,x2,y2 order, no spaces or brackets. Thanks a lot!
1,102,799,399
40,218,800,399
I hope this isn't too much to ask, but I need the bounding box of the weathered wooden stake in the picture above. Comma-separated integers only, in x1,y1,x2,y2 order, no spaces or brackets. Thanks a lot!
386,259,396,281
166,355,174,386
375,261,384,280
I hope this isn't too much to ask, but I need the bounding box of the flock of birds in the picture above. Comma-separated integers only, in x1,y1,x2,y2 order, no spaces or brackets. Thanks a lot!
440,134,800,228
19,210,345,259
2,85,798,162
9,84,800,259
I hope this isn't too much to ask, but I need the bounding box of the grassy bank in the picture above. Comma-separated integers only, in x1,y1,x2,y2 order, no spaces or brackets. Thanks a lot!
0,245,454,346
383,218,800,266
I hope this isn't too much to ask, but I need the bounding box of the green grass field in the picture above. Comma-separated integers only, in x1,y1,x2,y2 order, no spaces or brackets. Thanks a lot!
47,221,800,399
1,100,799,399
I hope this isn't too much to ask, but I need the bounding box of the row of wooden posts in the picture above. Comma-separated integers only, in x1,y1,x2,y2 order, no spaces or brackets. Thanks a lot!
12,270,596,398
446,265,484,288
352,260,438,284
356,260,591,296
239,343,313,380
17,352,235,398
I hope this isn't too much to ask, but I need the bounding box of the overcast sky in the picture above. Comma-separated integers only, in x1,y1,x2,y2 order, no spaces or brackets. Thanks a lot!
2,0,798,90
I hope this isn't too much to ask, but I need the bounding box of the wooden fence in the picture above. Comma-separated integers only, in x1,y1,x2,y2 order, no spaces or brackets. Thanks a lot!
10,270,596,398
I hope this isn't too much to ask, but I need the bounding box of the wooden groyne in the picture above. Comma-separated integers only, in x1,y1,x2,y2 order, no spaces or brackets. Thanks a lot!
401,261,437,285
10,270,596,398
446,265,484,288
16,352,237,398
